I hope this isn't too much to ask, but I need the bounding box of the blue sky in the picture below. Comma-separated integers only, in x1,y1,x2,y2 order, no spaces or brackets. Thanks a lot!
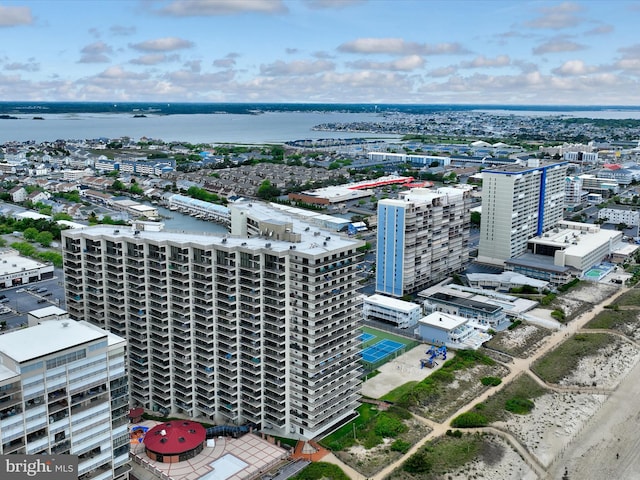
0,0,639,105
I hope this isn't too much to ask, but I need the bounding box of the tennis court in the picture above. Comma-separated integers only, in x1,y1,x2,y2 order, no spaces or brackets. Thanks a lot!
361,339,405,363
360,332,376,342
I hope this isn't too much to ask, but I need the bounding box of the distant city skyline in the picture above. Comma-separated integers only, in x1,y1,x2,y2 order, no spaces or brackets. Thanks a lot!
0,1,639,105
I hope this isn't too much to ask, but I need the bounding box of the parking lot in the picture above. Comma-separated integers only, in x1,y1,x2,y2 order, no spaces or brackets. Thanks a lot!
0,268,66,330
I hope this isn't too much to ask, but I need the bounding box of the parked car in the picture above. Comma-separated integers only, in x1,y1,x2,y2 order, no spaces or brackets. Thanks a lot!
43,293,52,297
0,295,6,300
16,288,25,293
36,288,48,294
37,299,47,304
0,298,9,304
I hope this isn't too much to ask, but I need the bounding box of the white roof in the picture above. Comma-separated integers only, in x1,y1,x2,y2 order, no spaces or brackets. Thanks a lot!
29,306,67,318
0,320,108,363
419,312,468,331
530,224,621,258
364,294,421,313
613,244,639,255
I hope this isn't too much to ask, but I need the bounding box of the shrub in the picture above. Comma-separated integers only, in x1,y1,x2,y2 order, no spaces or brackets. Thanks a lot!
374,412,408,437
508,319,522,330
505,397,534,414
450,411,488,428
403,452,432,473
391,439,411,453
551,309,565,321
481,376,502,387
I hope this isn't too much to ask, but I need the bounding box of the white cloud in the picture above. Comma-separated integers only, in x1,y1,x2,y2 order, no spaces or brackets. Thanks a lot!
110,25,136,36
614,58,640,73
130,37,194,52
94,66,148,81
460,55,511,69
347,55,425,71
533,38,586,55
4,60,39,72
213,53,239,68
552,59,600,76
525,2,586,29
78,41,114,63
0,5,32,27
260,59,335,76
159,0,287,16
130,54,181,66
306,0,365,9
584,24,613,36
429,66,458,78
338,38,468,55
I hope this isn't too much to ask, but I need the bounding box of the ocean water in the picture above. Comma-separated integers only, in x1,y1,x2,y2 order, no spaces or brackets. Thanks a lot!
0,111,399,144
2,102,640,144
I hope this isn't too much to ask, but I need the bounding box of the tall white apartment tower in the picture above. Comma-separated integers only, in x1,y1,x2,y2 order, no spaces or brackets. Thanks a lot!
376,187,472,297
478,161,568,266
62,202,363,440
0,320,129,480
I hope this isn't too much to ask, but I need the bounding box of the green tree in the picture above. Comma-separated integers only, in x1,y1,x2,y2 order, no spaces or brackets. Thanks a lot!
112,179,125,191
470,211,481,227
53,212,73,221
36,231,53,247
23,227,38,241
256,180,281,200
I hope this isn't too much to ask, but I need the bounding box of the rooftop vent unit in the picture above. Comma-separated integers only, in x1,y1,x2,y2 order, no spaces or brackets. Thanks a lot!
265,243,271,248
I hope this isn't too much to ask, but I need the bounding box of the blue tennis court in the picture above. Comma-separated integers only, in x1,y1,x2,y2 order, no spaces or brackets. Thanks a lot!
361,339,405,363
360,332,376,342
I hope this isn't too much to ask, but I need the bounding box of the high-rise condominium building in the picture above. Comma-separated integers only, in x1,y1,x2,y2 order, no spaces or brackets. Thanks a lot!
477,161,568,266
62,202,363,439
376,187,472,297
0,319,129,480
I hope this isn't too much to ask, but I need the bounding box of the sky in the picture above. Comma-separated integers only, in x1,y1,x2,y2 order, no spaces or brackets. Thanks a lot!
0,0,639,105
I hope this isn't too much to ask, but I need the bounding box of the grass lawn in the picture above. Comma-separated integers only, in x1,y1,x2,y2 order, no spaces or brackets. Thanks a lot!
531,333,613,384
585,308,638,330
612,289,640,307
320,403,378,451
381,381,419,403
291,462,350,480
469,374,548,424
397,433,486,479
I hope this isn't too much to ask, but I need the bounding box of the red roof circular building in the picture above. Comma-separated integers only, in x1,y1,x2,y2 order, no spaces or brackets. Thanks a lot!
144,421,206,463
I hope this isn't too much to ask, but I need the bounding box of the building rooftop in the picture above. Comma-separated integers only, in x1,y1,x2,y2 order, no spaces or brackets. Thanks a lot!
28,305,67,319
365,294,420,313
506,253,571,273
529,222,621,258
0,320,110,363
419,312,467,331
426,291,502,314
482,161,567,175
0,249,50,275
65,213,362,256
143,421,206,455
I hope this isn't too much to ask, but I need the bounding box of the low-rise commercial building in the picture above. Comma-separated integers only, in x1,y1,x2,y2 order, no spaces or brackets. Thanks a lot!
363,294,421,329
